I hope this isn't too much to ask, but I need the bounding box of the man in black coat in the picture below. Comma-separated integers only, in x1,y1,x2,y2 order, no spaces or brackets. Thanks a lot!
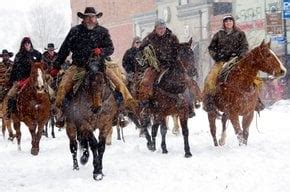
50,7,137,115
7,37,42,116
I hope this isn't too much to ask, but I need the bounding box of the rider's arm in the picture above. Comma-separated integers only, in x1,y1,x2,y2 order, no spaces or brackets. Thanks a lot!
237,31,249,58
53,28,75,70
99,28,114,58
208,32,219,61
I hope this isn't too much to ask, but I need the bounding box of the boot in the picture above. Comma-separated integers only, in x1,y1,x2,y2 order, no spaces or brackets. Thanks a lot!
255,97,265,113
7,97,17,118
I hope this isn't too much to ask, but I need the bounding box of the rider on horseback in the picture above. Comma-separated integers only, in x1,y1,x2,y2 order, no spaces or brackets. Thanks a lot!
50,7,137,117
0,49,14,102
6,37,42,117
204,15,265,113
138,19,197,117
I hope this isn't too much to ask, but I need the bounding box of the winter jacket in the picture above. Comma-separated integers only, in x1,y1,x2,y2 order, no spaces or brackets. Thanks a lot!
53,24,114,70
139,28,179,69
122,47,139,74
208,29,249,62
9,49,42,82
42,51,57,71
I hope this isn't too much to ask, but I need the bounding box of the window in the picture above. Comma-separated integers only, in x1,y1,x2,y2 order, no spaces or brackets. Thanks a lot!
179,0,189,6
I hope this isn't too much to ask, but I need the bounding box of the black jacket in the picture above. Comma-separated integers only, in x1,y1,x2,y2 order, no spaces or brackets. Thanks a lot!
10,49,42,82
122,47,139,73
54,24,114,70
208,29,249,62
139,28,179,69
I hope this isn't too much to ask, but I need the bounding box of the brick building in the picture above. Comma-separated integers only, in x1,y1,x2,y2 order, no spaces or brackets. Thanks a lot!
70,0,156,61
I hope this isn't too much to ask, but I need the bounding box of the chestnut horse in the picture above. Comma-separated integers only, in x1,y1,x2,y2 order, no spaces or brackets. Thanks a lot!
205,40,286,146
62,59,120,181
137,39,200,157
12,62,51,155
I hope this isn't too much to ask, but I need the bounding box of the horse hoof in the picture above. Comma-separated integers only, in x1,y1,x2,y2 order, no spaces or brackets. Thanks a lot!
73,166,79,170
93,173,104,181
80,153,89,165
147,143,156,152
172,129,180,135
184,152,192,158
218,139,225,146
31,147,39,156
162,149,168,154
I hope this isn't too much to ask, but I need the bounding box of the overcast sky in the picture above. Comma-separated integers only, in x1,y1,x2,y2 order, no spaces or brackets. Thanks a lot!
0,0,71,54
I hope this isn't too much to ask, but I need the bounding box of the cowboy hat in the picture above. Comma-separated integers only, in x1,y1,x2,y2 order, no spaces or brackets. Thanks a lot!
77,7,103,19
45,43,57,51
0,49,13,58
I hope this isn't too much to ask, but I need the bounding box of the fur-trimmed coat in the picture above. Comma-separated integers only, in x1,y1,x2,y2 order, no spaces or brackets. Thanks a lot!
139,28,179,69
208,29,249,62
53,24,114,70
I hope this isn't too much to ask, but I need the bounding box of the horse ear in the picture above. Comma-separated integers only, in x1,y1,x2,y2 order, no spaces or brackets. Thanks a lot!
267,39,271,48
260,39,265,47
188,37,193,45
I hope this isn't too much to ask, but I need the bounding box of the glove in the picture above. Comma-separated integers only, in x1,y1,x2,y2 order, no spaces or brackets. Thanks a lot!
94,48,102,56
50,68,59,77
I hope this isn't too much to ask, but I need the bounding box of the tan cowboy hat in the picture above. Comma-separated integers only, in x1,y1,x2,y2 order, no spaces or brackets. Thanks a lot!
45,43,57,51
0,49,13,57
77,7,103,19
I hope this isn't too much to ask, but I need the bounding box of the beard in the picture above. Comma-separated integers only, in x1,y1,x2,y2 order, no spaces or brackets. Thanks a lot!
86,23,96,30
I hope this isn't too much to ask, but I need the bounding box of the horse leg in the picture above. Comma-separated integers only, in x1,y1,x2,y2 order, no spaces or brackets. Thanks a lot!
28,123,39,155
78,132,90,165
43,121,48,137
229,114,244,145
160,120,168,154
13,120,21,151
106,127,113,145
2,118,5,138
172,115,180,135
180,118,192,157
150,122,159,151
66,123,79,170
242,112,254,145
208,112,218,146
51,115,55,138
218,113,228,146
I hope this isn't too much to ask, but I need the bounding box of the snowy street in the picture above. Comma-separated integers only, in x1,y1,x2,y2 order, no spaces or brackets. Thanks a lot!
1,101,289,192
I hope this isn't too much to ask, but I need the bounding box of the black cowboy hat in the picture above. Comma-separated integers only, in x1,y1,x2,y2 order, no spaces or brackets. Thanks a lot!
77,7,103,19
0,49,13,57
45,43,57,51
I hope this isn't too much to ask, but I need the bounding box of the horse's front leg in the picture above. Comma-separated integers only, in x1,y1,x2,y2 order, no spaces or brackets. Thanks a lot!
219,113,228,146
208,112,218,146
78,134,90,165
51,115,55,138
150,122,159,151
160,120,168,154
229,114,244,145
13,120,21,151
180,118,192,157
242,112,254,145
66,122,79,170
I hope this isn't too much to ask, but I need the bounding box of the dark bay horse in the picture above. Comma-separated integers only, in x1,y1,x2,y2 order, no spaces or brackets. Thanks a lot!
205,40,286,146
12,62,51,155
136,38,201,157
62,60,120,181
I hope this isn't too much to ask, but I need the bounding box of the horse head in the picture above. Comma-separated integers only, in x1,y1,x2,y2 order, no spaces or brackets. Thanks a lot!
253,40,287,79
178,37,197,78
30,62,46,94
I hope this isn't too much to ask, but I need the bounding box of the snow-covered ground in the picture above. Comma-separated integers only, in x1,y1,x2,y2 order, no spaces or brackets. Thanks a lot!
0,101,289,192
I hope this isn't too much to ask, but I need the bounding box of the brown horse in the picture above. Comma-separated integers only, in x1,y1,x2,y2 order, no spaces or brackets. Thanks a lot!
12,62,51,155
205,40,286,146
62,59,121,181
136,39,201,157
